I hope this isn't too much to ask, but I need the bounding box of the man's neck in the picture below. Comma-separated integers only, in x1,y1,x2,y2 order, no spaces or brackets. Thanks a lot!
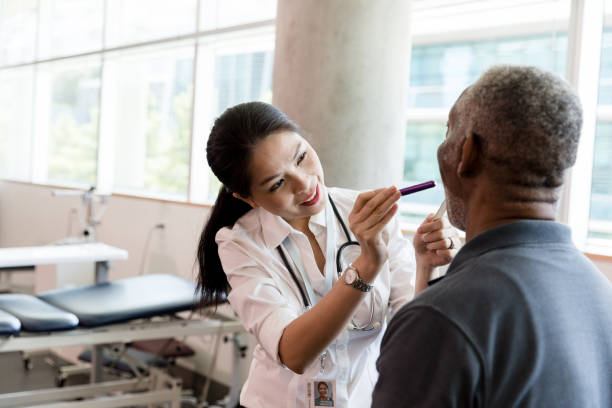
464,182,558,241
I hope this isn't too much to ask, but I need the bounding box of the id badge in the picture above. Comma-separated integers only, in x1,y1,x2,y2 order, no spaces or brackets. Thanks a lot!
307,379,336,407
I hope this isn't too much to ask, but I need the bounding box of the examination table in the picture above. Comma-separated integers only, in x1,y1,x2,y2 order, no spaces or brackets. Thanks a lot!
0,274,244,407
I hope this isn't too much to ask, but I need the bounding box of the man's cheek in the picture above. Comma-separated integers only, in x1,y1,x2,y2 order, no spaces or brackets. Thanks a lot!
437,144,452,180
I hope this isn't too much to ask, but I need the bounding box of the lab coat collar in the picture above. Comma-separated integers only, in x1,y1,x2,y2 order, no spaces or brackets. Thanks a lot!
259,209,292,249
309,198,327,228
258,198,329,249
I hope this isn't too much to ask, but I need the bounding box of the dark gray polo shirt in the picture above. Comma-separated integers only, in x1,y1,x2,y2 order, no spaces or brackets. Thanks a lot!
373,220,612,407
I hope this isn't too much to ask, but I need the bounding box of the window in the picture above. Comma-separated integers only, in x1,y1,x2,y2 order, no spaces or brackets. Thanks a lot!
0,67,33,181
1,0,611,251
34,57,101,187
0,0,37,66
190,27,275,203
102,43,194,200
199,0,276,30
402,123,446,225
105,0,197,48
37,0,104,59
589,12,612,243
590,123,612,240
402,0,571,225
0,0,276,203
408,34,567,110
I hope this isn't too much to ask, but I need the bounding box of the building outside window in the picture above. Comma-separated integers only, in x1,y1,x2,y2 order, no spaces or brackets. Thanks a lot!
0,0,610,252
590,24,612,243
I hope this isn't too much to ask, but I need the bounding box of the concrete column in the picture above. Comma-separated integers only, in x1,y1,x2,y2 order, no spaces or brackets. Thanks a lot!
273,0,411,190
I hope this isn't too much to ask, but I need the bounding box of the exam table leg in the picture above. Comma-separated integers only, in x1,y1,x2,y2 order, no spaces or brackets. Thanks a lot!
91,345,105,383
95,261,109,283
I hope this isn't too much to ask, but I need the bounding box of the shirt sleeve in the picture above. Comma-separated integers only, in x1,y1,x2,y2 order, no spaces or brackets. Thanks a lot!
386,214,417,316
372,306,484,408
217,233,299,365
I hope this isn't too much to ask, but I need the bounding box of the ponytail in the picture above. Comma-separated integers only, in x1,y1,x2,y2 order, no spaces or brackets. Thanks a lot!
196,101,301,309
196,187,252,308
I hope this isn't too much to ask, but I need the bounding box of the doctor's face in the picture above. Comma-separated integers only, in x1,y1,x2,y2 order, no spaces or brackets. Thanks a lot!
244,130,326,225
318,382,329,399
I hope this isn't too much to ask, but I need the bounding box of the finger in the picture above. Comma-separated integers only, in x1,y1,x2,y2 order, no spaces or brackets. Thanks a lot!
426,237,453,251
418,212,455,234
353,187,398,223
360,189,401,229
433,237,460,259
417,217,443,234
417,249,451,268
434,249,453,262
422,228,453,244
420,216,457,240
364,203,399,235
352,188,386,214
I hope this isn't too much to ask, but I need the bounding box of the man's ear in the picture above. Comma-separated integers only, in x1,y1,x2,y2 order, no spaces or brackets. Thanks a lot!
232,192,259,209
457,132,480,178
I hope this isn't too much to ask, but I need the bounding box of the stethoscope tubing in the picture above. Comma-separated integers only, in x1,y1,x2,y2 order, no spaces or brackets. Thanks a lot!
277,195,377,331
277,245,310,308
278,194,352,309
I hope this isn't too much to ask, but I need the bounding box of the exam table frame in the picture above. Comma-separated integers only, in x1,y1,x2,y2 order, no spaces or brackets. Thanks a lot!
0,315,245,408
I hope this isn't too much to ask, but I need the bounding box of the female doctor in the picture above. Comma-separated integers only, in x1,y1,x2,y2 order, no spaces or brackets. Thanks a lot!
197,102,458,408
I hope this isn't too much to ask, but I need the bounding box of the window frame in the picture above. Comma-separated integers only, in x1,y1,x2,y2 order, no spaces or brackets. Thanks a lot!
2,0,612,253
403,0,611,254
0,0,276,202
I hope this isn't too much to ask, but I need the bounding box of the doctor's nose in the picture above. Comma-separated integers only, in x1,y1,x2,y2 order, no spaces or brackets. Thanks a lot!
292,172,310,195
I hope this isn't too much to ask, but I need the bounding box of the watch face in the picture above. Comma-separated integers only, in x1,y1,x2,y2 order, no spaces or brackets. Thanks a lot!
344,268,357,284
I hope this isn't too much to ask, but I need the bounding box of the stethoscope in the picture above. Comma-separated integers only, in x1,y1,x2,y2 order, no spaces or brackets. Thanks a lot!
276,194,377,331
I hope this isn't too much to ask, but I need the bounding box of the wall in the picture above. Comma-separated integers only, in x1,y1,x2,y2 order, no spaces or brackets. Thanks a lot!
591,258,612,281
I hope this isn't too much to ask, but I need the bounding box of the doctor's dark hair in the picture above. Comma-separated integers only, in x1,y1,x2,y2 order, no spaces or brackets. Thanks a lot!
196,102,301,308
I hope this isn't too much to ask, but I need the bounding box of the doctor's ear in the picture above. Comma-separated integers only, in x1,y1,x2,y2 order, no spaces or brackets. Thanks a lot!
457,132,481,178
232,192,259,209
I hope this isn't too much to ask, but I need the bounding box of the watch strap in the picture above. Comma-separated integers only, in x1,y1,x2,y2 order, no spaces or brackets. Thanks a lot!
346,264,372,292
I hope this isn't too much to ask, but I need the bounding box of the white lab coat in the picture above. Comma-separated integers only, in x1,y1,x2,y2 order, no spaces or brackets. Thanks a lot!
216,187,416,408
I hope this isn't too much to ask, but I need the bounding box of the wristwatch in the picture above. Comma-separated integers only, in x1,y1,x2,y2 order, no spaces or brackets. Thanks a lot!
343,264,373,292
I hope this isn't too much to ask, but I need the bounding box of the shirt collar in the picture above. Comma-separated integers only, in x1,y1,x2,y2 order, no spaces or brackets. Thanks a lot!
258,209,292,249
257,200,329,249
447,219,574,277
309,200,327,228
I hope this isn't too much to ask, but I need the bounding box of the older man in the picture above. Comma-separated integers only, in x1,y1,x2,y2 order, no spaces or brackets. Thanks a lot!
372,66,612,407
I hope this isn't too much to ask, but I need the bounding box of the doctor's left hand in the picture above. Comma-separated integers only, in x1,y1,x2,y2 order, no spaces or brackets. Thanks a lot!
413,214,460,271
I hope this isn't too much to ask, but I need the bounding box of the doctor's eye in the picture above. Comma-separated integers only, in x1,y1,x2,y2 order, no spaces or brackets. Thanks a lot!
297,151,307,165
269,179,284,192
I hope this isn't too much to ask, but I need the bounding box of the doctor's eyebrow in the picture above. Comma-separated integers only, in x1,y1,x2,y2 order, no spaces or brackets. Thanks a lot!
258,142,303,186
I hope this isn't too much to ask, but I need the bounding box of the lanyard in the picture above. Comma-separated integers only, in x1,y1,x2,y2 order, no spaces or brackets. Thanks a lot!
279,194,337,308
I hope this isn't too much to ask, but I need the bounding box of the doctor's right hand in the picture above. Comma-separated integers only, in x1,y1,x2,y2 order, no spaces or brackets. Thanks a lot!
348,186,401,282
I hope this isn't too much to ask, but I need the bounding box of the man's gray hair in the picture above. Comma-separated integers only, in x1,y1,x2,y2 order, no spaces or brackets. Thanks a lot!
465,65,583,189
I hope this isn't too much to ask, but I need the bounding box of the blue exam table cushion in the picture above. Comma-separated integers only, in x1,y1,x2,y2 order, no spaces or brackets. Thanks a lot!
0,294,79,332
39,274,199,327
0,309,21,335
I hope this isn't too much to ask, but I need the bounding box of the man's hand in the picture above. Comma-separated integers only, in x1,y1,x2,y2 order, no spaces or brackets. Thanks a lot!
413,214,460,271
